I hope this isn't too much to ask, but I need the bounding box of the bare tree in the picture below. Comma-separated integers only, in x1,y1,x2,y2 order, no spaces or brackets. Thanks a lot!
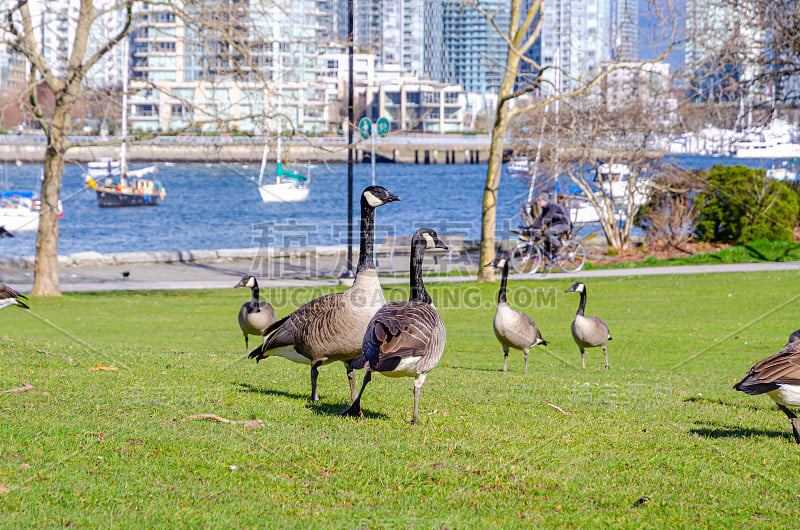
2,0,139,296
470,0,680,279
1,0,328,296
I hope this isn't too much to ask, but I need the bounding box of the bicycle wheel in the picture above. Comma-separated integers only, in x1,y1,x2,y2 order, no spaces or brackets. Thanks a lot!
556,239,586,272
510,243,543,274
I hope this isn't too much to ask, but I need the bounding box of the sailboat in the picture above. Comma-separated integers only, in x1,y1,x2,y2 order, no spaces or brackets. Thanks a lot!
85,39,166,207
257,134,310,203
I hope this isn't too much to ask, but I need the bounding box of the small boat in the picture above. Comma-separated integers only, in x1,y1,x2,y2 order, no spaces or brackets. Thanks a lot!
257,134,310,203
84,39,166,208
85,161,166,207
506,156,531,176
0,191,63,233
766,161,799,181
258,162,310,202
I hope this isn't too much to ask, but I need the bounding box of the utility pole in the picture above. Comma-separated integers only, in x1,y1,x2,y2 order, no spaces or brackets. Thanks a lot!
344,0,355,279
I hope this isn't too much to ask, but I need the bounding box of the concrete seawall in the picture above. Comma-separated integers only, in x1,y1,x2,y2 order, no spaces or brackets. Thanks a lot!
0,137,494,165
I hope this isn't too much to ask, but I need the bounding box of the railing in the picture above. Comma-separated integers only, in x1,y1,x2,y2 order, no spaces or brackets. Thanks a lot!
0,133,493,148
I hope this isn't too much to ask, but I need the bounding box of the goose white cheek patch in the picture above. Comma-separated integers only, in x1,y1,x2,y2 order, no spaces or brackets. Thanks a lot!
363,191,383,208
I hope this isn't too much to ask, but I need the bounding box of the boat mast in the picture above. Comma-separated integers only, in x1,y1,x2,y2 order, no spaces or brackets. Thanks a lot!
257,136,268,187
121,36,129,176
275,50,283,185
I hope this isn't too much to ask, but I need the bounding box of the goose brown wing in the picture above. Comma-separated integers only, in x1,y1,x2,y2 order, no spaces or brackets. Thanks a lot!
0,283,28,309
734,343,800,395
363,301,443,372
0,283,25,301
250,291,347,361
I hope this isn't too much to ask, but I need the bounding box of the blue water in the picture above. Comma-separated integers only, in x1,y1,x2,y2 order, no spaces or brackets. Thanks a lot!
0,155,791,257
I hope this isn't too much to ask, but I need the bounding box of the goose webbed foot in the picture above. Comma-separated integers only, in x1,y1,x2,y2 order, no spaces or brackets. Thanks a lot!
339,400,363,418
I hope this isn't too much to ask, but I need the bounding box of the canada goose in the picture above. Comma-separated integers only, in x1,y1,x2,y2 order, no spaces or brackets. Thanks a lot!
565,281,611,369
0,226,13,238
734,330,800,443
485,255,548,373
249,186,401,401
234,275,276,355
0,282,28,310
340,228,447,424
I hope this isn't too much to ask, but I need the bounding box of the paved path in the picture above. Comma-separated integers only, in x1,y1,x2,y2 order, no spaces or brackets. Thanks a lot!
1,253,797,293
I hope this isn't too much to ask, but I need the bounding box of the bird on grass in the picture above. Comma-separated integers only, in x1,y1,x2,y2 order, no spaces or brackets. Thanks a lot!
234,275,276,355
248,186,401,402
734,329,800,444
340,228,447,424
565,281,611,369
485,254,548,374
0,282,29,310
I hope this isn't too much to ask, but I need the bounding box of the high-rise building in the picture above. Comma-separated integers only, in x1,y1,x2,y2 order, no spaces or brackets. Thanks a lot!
685,0,766,104
611,0,637,60
442,0,510,93
538,0,612,96
353,0,437,78
128,0,327,133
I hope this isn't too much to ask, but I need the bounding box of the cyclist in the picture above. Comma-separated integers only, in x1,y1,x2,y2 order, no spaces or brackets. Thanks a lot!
529,192,571,258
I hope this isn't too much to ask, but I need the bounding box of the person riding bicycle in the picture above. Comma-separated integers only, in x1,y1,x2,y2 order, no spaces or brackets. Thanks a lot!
530,192,571,258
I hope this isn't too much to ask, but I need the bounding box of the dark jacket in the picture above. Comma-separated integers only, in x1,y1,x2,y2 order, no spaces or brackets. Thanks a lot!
531,202,570,229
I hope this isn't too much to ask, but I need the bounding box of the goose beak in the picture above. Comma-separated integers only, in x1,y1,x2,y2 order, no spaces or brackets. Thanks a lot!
234,278,247,288
483,262,494,268
386,192,401,203
434,238,448,250
564,286,575,293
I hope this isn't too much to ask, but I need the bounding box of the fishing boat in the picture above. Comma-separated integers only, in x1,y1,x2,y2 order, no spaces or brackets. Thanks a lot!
85,161,165,207
0,191,63,233
84,39,165,207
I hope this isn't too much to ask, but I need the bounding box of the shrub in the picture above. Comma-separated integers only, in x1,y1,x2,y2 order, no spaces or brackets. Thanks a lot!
694,165,799,243
636,165,704,247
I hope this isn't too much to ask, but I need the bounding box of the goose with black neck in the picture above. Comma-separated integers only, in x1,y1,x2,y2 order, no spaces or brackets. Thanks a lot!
248,186,401,402
485,254,548,374
340,228,448,424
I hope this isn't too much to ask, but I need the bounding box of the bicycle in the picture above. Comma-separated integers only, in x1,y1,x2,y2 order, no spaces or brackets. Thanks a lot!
509,228,587,274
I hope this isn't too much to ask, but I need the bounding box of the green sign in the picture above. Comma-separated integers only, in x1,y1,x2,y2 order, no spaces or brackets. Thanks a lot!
376,117,391,137
358,117,372,139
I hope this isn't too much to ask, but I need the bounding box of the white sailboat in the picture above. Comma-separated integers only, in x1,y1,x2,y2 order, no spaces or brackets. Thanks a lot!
256,134,310,203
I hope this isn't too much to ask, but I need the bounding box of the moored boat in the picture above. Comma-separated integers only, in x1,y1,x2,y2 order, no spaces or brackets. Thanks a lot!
0,191,63,233
85,162,165,207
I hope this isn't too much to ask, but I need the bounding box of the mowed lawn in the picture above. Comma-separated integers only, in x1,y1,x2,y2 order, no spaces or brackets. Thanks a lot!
1,271,799,527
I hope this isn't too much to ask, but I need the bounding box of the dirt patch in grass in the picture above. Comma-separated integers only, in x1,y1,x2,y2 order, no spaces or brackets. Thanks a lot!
590,241,731,266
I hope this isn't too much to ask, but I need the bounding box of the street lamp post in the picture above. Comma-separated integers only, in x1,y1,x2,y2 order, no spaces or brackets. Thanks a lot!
343,0,355,279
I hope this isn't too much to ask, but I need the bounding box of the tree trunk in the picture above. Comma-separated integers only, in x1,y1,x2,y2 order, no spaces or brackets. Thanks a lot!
477,116,508,282
32,114,68,296
476,0,527,282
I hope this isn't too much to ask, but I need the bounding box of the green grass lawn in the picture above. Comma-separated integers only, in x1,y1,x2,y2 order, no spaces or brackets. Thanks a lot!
2,271,800,526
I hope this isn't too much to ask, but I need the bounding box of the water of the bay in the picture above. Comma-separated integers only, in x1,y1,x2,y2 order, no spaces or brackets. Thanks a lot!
0,154,791,257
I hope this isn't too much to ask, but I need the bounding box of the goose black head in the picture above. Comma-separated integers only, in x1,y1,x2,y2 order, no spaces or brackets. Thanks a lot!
235,275,257,289
565,281,586,294
789,329,800,344
362,185,401,208
414,228,448,251
484,254,508,270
